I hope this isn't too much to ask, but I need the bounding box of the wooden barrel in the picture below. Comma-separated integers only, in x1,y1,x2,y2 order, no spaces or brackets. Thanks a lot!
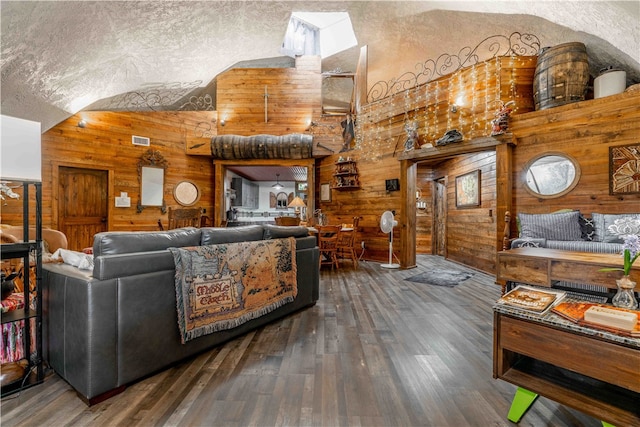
211,134,313,160
533,42,590,110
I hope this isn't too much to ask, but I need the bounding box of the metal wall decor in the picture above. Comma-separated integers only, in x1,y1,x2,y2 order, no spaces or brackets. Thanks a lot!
100,81,203,111
610,143,640,195
174,180,201,206
367,32,540,102
178,94,214,111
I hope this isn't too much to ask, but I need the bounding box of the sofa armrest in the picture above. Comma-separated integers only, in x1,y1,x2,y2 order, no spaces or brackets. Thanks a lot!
42,265,119,401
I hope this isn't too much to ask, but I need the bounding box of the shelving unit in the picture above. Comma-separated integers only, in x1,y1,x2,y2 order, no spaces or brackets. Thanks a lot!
332,160,360,190
1,180,44,396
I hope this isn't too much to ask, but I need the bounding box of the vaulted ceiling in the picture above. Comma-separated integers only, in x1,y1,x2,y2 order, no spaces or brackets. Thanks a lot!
2,1,639,133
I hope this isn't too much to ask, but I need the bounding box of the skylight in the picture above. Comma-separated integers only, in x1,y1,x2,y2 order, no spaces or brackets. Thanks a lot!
281,12,357,59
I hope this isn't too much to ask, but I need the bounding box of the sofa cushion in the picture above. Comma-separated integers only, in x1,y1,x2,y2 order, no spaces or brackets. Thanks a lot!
93,227,202,257
578,214,595,241
592,213,640,243
510,238,546,248
545,240,624,254
262,224,309,240
518,211,582,241
200,225,264,245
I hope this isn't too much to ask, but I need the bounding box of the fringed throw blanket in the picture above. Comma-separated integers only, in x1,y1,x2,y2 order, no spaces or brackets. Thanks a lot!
169,238,297,343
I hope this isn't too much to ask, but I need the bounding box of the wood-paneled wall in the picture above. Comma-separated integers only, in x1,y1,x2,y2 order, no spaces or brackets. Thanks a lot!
416,166,434,253
5,56,636,275
507,89,640,223
216,57,322,137
317,57,536,270
318,67,639,275
3,111,216,247
433,152,498,272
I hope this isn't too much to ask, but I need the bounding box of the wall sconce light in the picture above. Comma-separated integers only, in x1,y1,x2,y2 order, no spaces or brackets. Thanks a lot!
78,119,87,128
450,105,458,113
220,119,226,126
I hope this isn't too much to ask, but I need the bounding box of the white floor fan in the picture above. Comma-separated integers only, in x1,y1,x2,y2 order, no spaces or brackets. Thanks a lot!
380,210,400,269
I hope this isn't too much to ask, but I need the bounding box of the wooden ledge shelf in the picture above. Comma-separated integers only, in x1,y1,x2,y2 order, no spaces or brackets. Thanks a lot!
398,134,514,162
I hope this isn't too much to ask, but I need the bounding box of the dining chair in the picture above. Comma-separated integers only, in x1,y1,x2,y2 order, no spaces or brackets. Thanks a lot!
167,207,203,229
317,225,341,270
275,216,301,226
337,216,359,269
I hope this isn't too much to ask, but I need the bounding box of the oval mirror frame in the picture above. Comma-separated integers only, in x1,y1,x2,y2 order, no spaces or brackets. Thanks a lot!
523,152,581,199
174,180,200,206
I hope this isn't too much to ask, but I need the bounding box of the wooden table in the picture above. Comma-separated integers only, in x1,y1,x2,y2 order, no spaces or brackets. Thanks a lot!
493,303,640,426
497,247,640,294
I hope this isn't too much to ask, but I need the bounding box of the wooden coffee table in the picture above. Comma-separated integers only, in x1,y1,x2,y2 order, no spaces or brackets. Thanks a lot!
493,303,640,426
497,247,640,294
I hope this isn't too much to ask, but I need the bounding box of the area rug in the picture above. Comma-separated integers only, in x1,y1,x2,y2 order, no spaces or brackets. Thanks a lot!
169,237,297,343
405,269,473,287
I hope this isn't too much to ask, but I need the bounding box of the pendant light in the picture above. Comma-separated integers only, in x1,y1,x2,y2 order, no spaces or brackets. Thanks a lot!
272,173,283,190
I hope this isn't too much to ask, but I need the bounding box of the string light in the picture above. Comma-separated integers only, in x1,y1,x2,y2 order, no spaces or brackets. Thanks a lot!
355,54,533,156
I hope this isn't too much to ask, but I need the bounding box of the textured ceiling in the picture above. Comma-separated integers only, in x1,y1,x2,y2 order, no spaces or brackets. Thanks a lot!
1,1,639,132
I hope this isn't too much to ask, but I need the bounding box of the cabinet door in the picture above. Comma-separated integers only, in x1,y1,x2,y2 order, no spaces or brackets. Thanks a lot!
231,178,243,207
244,180,258,208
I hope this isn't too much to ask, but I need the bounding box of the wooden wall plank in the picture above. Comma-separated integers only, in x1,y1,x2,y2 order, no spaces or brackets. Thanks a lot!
0,112,216,244
508,90,640,225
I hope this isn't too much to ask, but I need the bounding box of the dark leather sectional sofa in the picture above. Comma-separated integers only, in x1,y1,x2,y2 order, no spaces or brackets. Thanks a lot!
42,225,319,404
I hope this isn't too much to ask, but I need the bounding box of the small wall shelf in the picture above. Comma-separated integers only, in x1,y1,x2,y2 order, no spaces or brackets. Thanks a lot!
332,160,360,190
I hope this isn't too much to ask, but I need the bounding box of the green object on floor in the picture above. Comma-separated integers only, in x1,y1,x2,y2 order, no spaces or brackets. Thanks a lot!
601,422,615,427
507,387,538,422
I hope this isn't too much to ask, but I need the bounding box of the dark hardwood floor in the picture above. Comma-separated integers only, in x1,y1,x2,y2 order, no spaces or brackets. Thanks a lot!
1,255,601,426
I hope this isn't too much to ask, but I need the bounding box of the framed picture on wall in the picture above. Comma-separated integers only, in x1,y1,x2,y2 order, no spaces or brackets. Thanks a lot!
455,169,481,208
320,182,332,202
610,143,640,195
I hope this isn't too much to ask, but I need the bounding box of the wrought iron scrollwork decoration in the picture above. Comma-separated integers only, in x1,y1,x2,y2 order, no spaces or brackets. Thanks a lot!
192,120,216,138
102,81,203,111
367,32,540,102
178,94,214,111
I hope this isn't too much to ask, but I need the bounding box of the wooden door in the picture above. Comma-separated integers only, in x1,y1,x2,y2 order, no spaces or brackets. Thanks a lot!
433,178,447,256
59,167,108,251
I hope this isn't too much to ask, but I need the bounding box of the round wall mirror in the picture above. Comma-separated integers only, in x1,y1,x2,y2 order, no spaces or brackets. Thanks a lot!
174,180,200,206
523,152,581,198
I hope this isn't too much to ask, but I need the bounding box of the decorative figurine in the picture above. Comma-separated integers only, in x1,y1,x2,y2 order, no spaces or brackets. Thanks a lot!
435,129,463,146
340,113,355,152
404,121,419,151
491,100,515,136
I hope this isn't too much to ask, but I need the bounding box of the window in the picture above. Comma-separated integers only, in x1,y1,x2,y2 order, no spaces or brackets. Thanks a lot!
281,12,357,58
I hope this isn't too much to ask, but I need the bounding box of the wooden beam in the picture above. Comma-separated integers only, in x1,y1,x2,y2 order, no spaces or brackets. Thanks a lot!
400,160,417,269
398,134,513,162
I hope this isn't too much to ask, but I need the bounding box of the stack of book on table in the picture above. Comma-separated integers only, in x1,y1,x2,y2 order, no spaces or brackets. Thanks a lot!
496,285,566,316
552,301,640,337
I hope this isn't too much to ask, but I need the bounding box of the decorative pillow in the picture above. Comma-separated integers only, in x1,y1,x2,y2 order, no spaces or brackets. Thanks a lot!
592,213,640,243
579,214,595,241
518,211,582,241
51,248,94,271
511,238,546,248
